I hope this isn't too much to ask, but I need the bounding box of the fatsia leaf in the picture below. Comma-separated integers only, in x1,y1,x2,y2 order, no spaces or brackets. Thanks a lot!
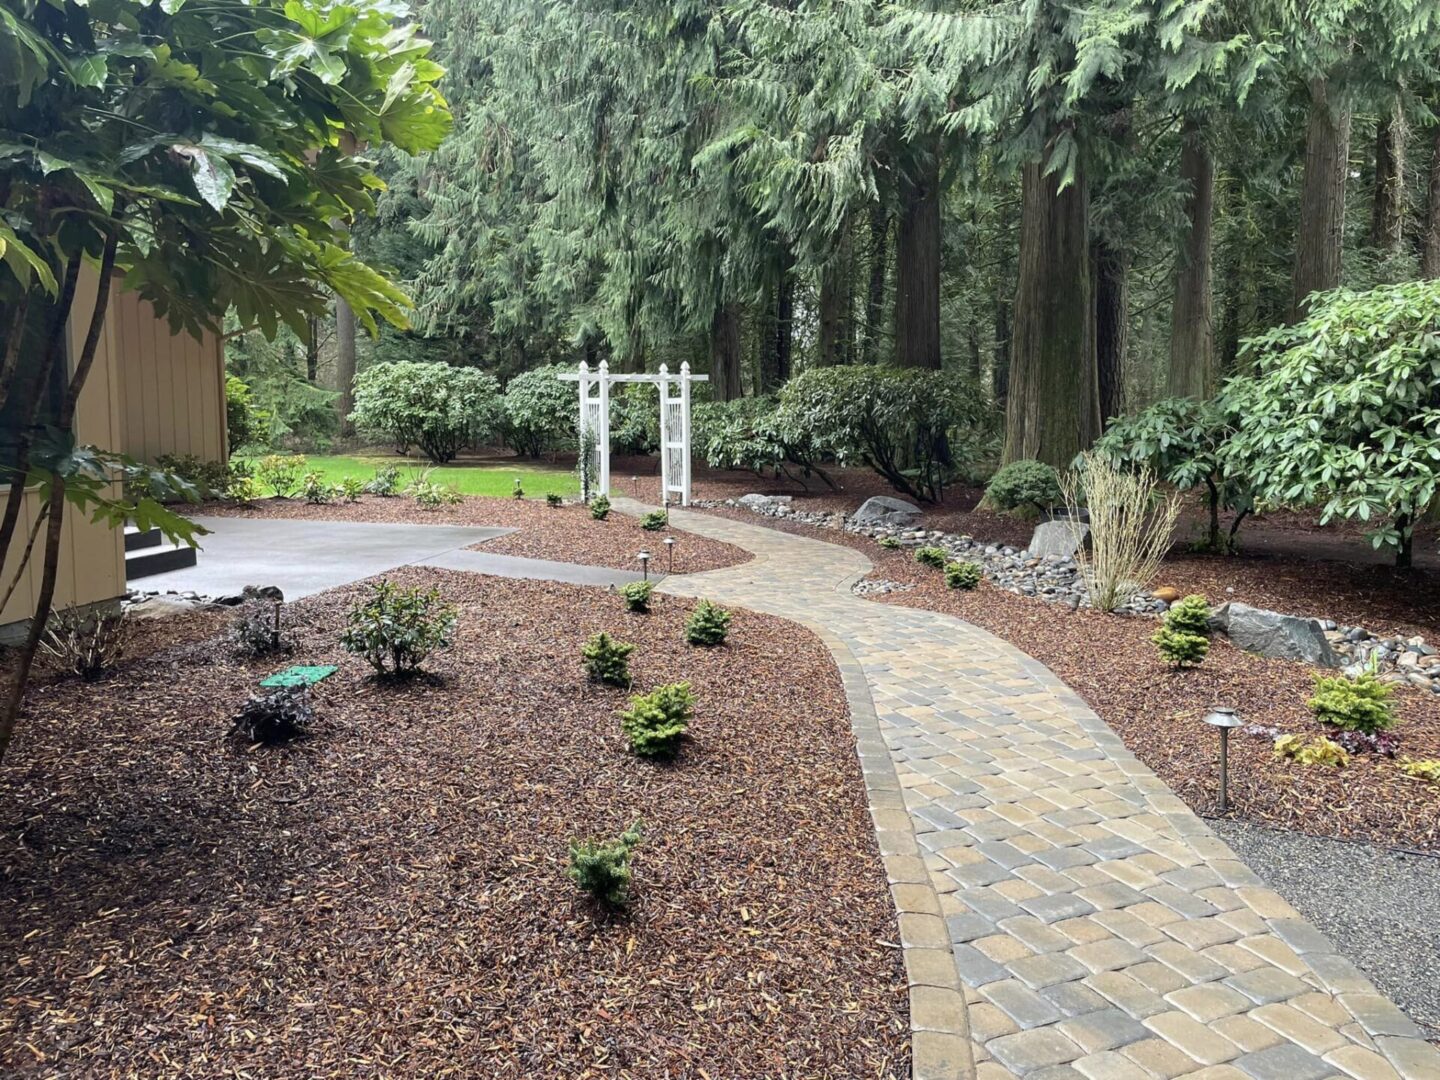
172,143,237,210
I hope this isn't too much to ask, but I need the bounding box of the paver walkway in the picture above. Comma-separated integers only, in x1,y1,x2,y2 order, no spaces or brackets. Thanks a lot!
622,499,1439,1080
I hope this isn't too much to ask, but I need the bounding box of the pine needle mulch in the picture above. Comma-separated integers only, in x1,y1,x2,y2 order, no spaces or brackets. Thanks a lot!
1,570,906,1078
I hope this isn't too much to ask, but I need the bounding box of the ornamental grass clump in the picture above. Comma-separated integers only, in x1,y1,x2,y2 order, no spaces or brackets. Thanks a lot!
1308,672,1396,735
590,493,612,520
619,581,654,613
685,599,732,646
582,631,634,686
914,546,947,569
568,821,644,907
944,561,982,590
340,580,457,676
620,681,694,758
640,510,667,531
1273,733,1348,767
1062,452,1182,613
1152,595,1211,669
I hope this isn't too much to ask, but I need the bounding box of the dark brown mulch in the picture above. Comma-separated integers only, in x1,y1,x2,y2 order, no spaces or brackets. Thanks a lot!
191,495,751,575
1,570,905,1078
701,507,1440,853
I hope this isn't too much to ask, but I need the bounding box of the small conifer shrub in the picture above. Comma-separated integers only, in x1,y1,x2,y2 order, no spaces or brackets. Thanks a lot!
582,631,634,686
914,546,947,569
619,681,694,758
619,580,654,613
877,536,901,550
944,561,982,590
568,821,644,907
1153,627,1209,668
546,492,563,507
590,493,612,520
640,509,667,531
685,599,732,646
1164,594,1211,636
1308,672,1396,735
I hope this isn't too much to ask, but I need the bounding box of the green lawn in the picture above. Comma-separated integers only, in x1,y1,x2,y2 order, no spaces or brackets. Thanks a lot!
243,454,581,499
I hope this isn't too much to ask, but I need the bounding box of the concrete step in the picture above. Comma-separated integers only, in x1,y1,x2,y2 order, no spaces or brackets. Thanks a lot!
124,524,163,552
125,540,197,580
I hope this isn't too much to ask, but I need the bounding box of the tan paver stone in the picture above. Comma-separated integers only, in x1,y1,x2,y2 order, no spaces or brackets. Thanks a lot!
1163,984,1252,1023
974,934,1038,965
894,882,944,915
1323,1045,1403,1080
1073,1050,1156,1080
1173,1067,1249,1080
907,947,963,990
1121,1037,1206,1079
1249,1003,1348,1056
1237,935,1308,977
969,1002,1022,1043
913,985,974,1033
1056,917,1114,946
1235,886,1303,921
914,1029,979,1080
1142,1011,1241,1065
1211,1014,1285,1054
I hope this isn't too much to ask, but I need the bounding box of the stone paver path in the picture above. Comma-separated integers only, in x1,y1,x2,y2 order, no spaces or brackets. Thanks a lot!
624,499,1439,1080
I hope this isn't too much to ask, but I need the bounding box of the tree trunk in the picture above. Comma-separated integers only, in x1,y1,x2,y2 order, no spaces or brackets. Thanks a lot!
1167,120,1216,399
1369,100,1405,253
335,297,357,436
709,303,743,400
818,230,852,366
861,205,889,365
1292,78,1351,319
1002,157,1099,466
1093,239,1128,426
894,153,942,369
757,250,793,392
993,236,1013,407
1424,124,1440,278
305,315,320,383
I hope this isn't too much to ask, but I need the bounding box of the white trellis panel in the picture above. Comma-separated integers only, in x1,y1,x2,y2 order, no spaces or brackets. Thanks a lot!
560,361,707,506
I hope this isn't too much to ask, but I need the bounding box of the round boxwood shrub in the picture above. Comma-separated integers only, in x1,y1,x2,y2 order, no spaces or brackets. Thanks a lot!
986,460,1063,515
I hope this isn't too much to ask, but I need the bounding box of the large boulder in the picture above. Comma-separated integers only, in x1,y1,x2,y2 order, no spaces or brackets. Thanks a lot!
1029,519,1090,560
853,495,922,526
1208,602,1341,668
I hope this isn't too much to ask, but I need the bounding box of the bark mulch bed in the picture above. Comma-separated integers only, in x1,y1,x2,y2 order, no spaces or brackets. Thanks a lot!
191,495,750,575
701,507,1440,854
1,569,905,1078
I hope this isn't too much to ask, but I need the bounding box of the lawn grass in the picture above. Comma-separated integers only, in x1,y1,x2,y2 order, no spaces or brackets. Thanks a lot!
243,454,581,498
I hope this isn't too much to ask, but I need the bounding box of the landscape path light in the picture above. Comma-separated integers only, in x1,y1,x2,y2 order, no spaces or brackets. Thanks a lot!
637,550,651,582
664,535,676,574
1201,706,1244,813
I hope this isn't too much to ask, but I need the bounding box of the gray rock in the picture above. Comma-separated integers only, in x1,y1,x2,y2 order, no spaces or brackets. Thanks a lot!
1208,602,1341,668
1028,519,1090,560
737,493,791,509
852,495,922,526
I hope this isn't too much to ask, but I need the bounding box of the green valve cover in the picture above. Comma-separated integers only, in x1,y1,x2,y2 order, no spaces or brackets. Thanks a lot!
259,664,338,688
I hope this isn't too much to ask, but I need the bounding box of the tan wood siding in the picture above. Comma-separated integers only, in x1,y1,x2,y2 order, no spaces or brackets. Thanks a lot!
0,270,222,628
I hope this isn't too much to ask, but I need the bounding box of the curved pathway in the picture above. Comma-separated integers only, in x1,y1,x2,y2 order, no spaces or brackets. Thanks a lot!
622,500,1439,1080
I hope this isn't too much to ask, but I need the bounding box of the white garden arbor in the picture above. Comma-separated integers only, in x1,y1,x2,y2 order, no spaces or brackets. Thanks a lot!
558,361,708,506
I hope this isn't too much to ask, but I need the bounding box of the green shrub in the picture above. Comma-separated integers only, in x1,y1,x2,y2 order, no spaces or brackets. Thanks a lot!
349,361,502,464
944,561,982,590
256,454,307,498
407,469,463,509
228,600,288,658
986,460,1063,515
226,374,267,452
877,536,901,550
227,474,264,503
582,631,634,686
512,478,524,500
154,453,230,498
694,394,832,486
1399,758,1440,783
1163,594,1211,636
619,681,694,758
619,581,654,613
1307,672,1396,735
568,821,644,907
340,580,458,676
301,471,333,504
914,546,947,569
365,464,402,496
1274,733,1348,767
685,599,732,646
231,685,315,744
338,476,365,503
590,493,612,520
640,509,667,531
546,492,563,508
1153,627,1209,668
502,364,575,458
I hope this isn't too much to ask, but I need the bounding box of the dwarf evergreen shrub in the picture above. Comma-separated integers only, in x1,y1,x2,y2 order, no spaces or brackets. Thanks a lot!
914,546,947,569
944,561,982,590
568,821,644,907
582,631,634,686
1153,627,1209,668
1164,594,1211,636
590,493,612,520
685,599,732,646
986,459,1063,515
1308,672,1396,735
620,681,694,758
546,492,564,507
619,581,654,613
640,509,667,531
877,536,901,549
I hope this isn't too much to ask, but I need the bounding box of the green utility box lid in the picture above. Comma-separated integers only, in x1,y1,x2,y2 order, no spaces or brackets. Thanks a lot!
260,664,338,688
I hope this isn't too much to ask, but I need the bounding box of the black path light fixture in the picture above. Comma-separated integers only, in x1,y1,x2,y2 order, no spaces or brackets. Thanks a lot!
662,496,671,526
1202,706,1245,812
663,535,676,574
637,549,651,581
